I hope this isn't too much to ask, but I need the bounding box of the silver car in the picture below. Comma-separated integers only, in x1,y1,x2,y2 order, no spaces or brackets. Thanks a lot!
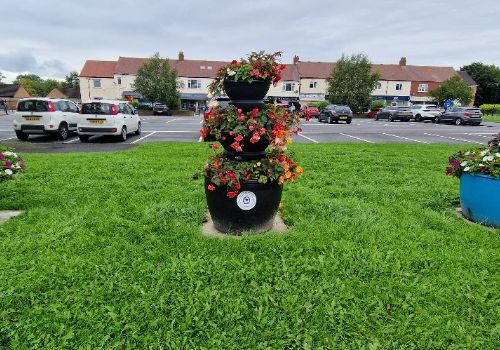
436,107,483,126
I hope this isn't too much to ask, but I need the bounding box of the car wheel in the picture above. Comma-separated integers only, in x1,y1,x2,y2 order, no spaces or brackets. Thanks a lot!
415,114,422,122
135,122,141,135
434,117,439,124
374,115,379,121
15,131,29,141
346,119,352,124
153,112,157,116
455,118,463,126
57,123,69,140
79,135,90,143
388,115,394,122
118,126,127,142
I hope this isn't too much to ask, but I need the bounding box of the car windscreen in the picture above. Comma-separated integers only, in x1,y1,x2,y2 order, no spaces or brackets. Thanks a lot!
82,102,112,115
335,106,351,113
424,105,438,109
17,100,48,112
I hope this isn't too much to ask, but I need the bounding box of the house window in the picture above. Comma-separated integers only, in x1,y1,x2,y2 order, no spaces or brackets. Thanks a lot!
418,83,428,92
188,79,201,89
207,66,213,70
375,82,382,89
200,66,205,70
282,82,295,92
117,77,122,85
395,83,402,91
309,81,317,89
93,79,101,88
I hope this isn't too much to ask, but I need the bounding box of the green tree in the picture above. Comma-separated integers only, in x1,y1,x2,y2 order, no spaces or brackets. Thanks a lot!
133,52,180,109
61,71,80,89
326,53,380,113
13,74,63,96
429,75,473,106
461,62,500,105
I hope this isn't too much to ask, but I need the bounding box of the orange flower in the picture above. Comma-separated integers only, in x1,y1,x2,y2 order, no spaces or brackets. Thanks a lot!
207,184,216,191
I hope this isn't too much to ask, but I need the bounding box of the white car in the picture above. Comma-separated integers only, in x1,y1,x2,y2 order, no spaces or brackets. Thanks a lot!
411,104,441,122
78,100,141,142
13,98,80,140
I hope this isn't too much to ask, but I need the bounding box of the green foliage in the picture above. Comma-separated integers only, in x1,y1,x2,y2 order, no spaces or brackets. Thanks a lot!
13,74,61,97
461,63,500,105
0,143,498,348
371,100,386,109
429,76,473,106
308,101,329,111
130,99,139,109
133,52,181,109
61,71,80,89
326,53,380,113
479,104,500,115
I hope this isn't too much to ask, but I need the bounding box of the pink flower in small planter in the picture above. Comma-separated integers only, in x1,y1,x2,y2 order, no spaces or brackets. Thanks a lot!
0,153,4,160
4,161,11,168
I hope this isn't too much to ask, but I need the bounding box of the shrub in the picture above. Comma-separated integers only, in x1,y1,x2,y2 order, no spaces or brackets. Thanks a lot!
479,104,500,115
371,100,386,109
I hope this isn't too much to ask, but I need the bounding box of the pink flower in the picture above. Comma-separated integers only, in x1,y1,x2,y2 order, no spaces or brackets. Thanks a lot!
227,191,237,198
0,153,4,160
207,184,216,191
445,167,454,176
4,161,11,168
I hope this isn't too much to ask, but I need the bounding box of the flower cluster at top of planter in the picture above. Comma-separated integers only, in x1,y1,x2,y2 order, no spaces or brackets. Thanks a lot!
0,147,25,181
446,133,500,178
208,51,287,97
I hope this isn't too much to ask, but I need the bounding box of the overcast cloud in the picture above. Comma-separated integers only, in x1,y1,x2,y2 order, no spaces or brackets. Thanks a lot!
1,0,499,82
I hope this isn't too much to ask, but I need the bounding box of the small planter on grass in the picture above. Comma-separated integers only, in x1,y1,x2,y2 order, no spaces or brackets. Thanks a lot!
446,133,500,228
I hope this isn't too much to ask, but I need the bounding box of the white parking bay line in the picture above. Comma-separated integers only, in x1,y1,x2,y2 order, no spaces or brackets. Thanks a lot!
131,131,157,144
424,133,483,144
382,133,429,144
297,133,319,143
165,118,179,124
339,133,374,143
0,137,16,141
63,138,80,144
464,133,493,138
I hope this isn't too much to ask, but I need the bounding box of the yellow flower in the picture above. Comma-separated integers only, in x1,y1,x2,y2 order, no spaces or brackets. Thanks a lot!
285,171,292,179
283,163,289,171
278,176,285,184
296,165,303,175
257,162,261,166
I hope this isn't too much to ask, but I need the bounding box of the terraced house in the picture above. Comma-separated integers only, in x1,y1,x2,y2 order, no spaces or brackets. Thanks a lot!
79,52,475,108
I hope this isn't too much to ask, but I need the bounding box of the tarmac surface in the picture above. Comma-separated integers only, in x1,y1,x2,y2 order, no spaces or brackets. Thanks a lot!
1,113,499,153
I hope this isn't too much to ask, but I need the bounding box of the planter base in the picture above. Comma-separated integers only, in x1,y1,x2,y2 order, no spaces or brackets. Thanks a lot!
201,211,288,237
0,210,23,224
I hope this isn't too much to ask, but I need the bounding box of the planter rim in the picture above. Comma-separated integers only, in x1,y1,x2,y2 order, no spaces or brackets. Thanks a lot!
223,78,271,84
204,176,280,186
462,172,499,180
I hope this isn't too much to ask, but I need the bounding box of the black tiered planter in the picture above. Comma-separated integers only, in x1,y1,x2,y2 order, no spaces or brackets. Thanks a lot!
205,178,282,234
219,132,270,159
205,79,282,234
223,80,271,101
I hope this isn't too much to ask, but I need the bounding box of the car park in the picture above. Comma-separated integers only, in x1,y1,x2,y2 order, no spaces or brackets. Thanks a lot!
78,100,141,142
318,104,353,124
435,106,483,126
13,98,80,141
153,103,172,116
300,106,320,118
411,104,441,122
375,106,412,122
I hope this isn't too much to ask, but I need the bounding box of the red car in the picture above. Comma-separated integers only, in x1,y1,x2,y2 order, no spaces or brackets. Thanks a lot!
300,106,320,118
367,107,382,118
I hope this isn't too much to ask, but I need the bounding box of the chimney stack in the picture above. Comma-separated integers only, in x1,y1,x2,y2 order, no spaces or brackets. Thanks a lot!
399,57,407,66
293,55,300,65
178,51,184,61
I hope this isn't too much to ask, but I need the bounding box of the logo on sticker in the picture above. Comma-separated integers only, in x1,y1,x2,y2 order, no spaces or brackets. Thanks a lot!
236,191,257,210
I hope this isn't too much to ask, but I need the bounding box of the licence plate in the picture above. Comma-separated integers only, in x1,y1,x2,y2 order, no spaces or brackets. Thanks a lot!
23,116,41,121
339,116,348,120
89,119,105,124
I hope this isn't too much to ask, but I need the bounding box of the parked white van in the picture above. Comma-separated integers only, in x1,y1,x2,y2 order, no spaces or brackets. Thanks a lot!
13,98,80,140
78,100,141,142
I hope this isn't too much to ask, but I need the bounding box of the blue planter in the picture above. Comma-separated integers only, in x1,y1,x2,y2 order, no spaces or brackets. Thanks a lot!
460,173,500,228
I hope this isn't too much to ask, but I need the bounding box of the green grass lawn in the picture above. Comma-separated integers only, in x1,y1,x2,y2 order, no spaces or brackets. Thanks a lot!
1,143,498,348
484,114,500,122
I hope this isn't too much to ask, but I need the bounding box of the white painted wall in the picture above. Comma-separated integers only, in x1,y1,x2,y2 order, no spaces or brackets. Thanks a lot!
79,77,118,101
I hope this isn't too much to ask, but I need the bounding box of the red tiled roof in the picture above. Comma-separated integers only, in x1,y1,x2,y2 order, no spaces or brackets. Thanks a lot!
297,62,336,79
114,56,228,78
79,60,117,78
281,64,300,81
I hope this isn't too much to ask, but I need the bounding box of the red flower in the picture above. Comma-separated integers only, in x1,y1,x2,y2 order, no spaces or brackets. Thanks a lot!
235,182,241,190
207,184,216,191
250,69,261,77
235,134,243,142
231,60,238,65
211,143,219,151
251,108,259,117
238,114,246,122
200,129,208,138
227,191,237,198
228,172,236,180
249,125,255,131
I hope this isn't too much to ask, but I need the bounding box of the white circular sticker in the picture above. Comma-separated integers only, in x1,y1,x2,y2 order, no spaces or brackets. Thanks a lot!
236,191,257,210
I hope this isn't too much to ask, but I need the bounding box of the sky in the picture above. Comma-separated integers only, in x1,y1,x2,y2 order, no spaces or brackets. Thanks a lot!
1,0,499,83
